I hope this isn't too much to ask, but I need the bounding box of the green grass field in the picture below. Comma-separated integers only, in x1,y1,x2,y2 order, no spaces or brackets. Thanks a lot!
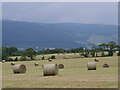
2,55,118,88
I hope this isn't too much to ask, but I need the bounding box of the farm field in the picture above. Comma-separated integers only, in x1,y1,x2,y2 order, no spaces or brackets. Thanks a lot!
2,55,118,88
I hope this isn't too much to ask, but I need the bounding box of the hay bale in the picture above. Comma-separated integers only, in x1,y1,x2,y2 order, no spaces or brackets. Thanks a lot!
81,56,84,58
2,60,5,63
66,56,69,59
95,58,99,62
87,62,96,70
58,64,64,69
43,64,58,76
11,62,15,65
103,63,109,68
49,59,52,62
34,63,39,66
13,64,26,74
63,56,69,59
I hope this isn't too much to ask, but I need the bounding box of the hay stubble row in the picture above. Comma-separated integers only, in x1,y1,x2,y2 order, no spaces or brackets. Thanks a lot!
2,56,118,88
11,58,109,75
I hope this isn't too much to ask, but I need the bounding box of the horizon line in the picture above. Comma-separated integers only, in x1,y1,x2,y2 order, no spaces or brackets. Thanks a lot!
2,19,118,26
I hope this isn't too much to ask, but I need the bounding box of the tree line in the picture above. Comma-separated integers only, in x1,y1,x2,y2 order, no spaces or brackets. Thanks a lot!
2,41,120,61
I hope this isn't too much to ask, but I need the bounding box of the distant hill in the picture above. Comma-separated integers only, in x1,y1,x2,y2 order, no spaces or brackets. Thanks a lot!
2,20,118,49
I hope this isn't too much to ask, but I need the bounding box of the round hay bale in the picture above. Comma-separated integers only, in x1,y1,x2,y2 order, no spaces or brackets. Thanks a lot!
58,64,64,69
65,56,69,59
63,56,69,59
87,62,96,70
49,59,52,62
34,63,39,66
13,64,26,74
66,56,69,59
11,62,15,65
95,58,99,62
43,64,58,76
81,56,84,58
103,63,109,68
2,60,5,63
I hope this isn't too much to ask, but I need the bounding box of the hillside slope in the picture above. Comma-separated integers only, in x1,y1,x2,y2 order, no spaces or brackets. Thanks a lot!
2,20,118,49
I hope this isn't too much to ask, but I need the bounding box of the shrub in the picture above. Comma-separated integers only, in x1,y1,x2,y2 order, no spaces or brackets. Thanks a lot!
41,56,45,60
117,51,120,56
108,50,113,56
51,55,56,59
14,57,18,61
2,55,8,61
7,58,14,61
81,53,89,57
81,53,84,56
84,53,89,57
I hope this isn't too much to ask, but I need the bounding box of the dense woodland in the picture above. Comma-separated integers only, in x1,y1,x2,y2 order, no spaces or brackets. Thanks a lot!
2,41,120,61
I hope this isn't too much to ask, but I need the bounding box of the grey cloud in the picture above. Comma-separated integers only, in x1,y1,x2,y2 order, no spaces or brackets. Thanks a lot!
2,2,118,25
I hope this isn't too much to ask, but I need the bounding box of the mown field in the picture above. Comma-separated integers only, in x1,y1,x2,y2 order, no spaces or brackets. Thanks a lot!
2,54,118,88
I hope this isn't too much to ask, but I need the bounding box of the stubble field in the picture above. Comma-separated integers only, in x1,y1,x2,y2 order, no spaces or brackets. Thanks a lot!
2,54,118,88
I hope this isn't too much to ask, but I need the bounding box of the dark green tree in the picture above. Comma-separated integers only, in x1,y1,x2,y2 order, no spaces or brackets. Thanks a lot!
2,47,9,60
91,47,95,57
14,57,18,61
51,55,56,59
41,56,45,60
108,41,116,56
99,43,106,56
79,47,84,53
116,45,120,56
12,51,23,56
23,48,36,60
84,48,89,57
8,47,18,56
106,44,109,51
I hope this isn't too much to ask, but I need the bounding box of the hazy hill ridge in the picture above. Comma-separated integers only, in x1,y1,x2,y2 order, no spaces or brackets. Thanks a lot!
2,20,118,49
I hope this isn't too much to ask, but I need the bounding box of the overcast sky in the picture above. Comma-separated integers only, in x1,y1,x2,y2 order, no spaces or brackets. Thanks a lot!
2,2,118,25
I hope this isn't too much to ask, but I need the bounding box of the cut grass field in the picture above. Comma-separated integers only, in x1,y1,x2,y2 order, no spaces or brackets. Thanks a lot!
2,55,118,88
